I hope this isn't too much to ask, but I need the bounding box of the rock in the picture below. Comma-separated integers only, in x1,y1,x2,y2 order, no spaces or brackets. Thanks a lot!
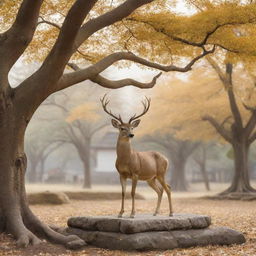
65,239,86,250
28,191,70,205
65,226,245,251
68,214,211,234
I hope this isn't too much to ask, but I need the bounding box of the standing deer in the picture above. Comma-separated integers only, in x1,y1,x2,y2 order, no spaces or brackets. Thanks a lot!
100,94,173,218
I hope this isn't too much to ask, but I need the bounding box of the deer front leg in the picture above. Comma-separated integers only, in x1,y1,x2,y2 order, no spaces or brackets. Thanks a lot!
118,175,127,218
147,178,163,216
130,174,138,218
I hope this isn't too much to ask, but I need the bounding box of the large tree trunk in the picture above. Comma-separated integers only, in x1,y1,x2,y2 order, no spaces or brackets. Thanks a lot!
0,103,84,248
170,159,188,191
220,141,256,195
197,148,210,191
199,161,210,191
82,154,91,189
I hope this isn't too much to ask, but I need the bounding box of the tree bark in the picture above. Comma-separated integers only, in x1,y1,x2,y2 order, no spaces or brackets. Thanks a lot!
199,161,210,191
170,159,188,191
0,95,84,248
80,143,91,188
195,147,210,191
221,141,256,195
82,156,91,189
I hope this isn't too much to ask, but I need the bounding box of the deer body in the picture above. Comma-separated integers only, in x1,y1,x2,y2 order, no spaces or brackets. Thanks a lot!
116,138,168,181
101,95,173,218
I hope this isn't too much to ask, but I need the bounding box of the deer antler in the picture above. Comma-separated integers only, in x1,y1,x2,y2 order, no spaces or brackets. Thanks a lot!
129,96,151,123
100,94,123,123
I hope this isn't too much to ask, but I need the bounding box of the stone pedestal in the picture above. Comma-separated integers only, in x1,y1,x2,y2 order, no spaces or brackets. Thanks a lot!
66,214,245,251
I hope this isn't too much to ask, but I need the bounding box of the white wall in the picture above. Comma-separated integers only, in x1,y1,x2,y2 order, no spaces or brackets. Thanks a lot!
95,149,116,172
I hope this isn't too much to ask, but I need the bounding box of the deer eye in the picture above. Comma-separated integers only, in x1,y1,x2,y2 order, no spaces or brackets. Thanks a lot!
121,128,126,131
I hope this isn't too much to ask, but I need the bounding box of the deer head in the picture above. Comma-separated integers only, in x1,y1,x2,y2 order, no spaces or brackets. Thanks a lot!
100,94,151,139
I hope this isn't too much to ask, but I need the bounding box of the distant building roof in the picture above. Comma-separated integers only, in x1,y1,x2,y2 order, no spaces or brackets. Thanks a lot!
92,131,118,149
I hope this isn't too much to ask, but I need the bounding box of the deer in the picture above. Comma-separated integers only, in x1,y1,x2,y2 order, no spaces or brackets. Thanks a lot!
100,94,173,218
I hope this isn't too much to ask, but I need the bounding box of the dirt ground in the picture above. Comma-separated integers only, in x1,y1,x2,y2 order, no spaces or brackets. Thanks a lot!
0,185,256,256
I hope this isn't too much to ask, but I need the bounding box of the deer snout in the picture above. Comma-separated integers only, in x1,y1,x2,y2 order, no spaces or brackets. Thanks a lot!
129,134,134,138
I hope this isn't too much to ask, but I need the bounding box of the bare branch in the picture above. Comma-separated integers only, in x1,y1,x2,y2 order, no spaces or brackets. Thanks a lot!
90,72,161,90
207,59,243,129
243,102,256,112
37,16,61,29
42,142,64,160
249,131,256,144
226,64,243,129
57,48,213,92
207,56,228,85
202,115,232,143
220,116,233,127
243,106,256,137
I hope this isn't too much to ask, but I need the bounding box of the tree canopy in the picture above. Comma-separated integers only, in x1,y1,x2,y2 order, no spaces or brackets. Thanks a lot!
140,65,256,141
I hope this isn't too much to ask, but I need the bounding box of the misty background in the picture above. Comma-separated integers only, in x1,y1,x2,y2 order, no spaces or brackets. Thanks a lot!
9,60,256,193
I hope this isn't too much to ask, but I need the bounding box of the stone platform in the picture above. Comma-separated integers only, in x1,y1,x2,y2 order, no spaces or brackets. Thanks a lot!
66,214,245,251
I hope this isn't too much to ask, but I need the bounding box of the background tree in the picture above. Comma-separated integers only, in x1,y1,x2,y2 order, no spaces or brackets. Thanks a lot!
142,133,198,191
203,60,256,197
192,144,211,191
44,90,108,188
25,120,64,183
142,65,256,198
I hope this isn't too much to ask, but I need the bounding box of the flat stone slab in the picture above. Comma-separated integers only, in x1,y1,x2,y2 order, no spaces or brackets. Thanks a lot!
66,226,245,251
68,214,211,234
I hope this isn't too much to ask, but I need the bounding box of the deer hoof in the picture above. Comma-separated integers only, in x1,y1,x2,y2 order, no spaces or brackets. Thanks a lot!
130,214,135,218
118,214,123,218
153,212,158,216
169,213,173,217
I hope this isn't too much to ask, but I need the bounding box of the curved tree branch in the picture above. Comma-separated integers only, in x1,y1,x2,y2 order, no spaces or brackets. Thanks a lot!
207,59,243,129
202,115,232,143
37,16,61,30
15,0,98,114
73,0,155,50
226,63,243,129
0,0,43,75
89,72,161,89
244,112,256,137
57,47,213,91
39,0,98,83
207,56,228,85
249,131,256,144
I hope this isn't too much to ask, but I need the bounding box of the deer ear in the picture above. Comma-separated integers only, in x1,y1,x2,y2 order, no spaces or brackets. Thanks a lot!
111,119,120,128
131,119,141,128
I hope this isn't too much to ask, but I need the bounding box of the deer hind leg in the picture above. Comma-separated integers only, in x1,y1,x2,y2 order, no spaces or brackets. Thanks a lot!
130,174,138,218
147,178,163,216
118,175,127,218
157,176,173,216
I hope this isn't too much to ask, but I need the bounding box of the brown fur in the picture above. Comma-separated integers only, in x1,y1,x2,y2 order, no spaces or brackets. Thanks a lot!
114,127,173,218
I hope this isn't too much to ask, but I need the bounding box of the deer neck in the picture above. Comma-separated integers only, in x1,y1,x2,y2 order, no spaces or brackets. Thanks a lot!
116,135,132,163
